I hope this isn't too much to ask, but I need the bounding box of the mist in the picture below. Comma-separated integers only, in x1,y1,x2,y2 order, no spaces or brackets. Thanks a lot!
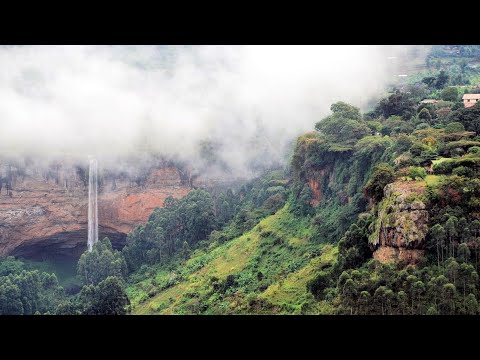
0,45,428,176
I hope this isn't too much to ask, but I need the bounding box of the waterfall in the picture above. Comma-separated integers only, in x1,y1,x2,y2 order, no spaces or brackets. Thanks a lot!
87,157,98,251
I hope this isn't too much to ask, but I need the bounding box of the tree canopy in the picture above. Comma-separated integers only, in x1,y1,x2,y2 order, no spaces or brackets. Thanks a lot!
77,237,127,286
315,102,371,146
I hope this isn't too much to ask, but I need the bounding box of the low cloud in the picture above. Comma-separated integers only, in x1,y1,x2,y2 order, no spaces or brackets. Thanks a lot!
0,45,428,176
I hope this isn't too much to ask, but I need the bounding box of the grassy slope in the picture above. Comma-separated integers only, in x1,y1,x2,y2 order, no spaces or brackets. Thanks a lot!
128,204,337,315
424,174,442,186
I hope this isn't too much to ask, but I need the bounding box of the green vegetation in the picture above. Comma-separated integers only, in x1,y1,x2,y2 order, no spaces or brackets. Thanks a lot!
0,257,66,315
409,166,427,180
364,164,395,202
77,276,130,315
122,59,480,314
19,258,81,295
314,102,371,148
55,238,131,315
445,122,465,134
334,258,479,315
128,204,336,314
122,190,217,271
433,155,480,175
123,172,288,273
2,45,480,315
440,87,459,102
78,238,127,285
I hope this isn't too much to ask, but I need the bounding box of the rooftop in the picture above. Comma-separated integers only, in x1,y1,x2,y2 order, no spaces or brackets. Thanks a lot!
462,94,480,100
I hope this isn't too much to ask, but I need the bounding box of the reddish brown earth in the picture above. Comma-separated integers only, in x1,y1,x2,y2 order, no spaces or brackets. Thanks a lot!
373,246,425,264
307,168,331,207
0,166,191,259
308,179,322,207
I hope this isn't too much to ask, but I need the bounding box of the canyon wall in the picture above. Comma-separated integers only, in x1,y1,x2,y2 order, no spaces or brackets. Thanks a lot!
0,161,191,259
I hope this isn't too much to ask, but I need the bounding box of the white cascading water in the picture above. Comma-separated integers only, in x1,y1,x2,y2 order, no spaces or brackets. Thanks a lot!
87,157,98,251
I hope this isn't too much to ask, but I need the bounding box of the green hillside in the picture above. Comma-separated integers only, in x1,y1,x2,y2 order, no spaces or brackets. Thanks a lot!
128,205,337,315
2,45,480,315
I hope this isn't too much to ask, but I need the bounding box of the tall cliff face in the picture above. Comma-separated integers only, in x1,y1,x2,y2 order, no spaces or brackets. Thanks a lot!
369,181,429,264
306,167,332,207
0,163,191,259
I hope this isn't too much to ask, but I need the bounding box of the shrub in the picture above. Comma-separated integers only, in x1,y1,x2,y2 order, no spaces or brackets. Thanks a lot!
307,271,331,300
139,264,149,275
445,140,480,152
419,150,438,163
445,122,465,134
468,146,480,154
440,87,459,102
433,160,454,174
364,164,395,202
366,120,383,133
450,147,466,157
410,142,428,157
263,193,286,211
395,134,413,153
418,108,432,123
416,123,430,130
433,157,480,174
209,230,228,244
452,166,473,177
409,166,427,180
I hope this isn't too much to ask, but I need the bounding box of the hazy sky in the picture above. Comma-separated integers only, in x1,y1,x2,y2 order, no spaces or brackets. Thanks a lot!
0,45,427,175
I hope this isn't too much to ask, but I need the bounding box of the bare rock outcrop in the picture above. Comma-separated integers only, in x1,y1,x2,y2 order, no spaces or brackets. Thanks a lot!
369,181,429,264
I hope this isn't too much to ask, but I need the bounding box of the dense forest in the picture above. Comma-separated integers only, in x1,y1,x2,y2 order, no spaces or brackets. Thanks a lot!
2,45,480,315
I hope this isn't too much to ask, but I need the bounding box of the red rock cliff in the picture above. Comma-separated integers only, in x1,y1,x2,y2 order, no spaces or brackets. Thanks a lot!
0,164,191,259
307,167,332,207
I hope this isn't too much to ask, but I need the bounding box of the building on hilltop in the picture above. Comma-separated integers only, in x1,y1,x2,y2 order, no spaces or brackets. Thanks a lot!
462,94,480,108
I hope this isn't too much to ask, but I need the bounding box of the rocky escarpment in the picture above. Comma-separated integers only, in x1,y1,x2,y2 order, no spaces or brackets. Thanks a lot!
369,181,429,264
306,165,356,207
306,167,334,207
0,161,191,259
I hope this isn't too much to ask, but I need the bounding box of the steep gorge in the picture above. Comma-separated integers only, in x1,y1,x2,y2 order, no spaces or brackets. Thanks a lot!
0,162,192,259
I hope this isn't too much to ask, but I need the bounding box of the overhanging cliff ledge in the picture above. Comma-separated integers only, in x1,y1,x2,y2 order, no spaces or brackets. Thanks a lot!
0,161,193,259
